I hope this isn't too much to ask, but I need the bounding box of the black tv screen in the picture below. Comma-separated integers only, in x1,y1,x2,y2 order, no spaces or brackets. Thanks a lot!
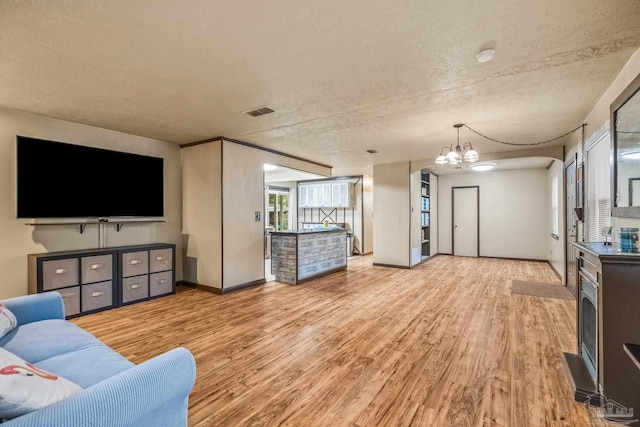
17,136,164,218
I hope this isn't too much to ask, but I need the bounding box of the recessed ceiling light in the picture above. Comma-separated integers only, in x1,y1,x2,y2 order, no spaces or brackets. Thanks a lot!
263,163,278,171
470,163,496,172
622,151,640,160
476,49,495,63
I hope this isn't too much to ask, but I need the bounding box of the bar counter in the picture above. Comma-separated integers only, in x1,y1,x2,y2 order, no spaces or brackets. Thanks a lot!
270,228,347,285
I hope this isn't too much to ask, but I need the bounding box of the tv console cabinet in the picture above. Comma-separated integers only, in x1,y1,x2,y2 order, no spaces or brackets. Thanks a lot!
28,243,175,318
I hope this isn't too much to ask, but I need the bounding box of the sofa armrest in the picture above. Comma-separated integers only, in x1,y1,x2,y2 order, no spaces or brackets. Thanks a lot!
1,292,64,325
4,347,196,427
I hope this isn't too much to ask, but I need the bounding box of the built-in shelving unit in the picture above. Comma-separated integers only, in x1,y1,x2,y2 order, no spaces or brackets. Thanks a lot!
420,172,430,259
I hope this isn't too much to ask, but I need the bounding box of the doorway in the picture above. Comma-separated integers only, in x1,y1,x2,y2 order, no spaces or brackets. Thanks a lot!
565,157,578,295
452,186,479,257
267,190,290,232
265,188,291,283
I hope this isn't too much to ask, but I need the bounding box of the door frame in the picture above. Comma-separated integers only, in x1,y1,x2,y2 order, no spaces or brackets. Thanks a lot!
564,155,576,288
451,186,480,257
266,186,292,231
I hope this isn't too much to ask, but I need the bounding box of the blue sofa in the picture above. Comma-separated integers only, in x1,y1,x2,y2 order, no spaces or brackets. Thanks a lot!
0,292,196,426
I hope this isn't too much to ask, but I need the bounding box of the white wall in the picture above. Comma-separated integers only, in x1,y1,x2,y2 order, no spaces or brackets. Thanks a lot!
0,107,182,299
182,141,222,288
373,162,410,267
438,169,548,260
548,160,565,281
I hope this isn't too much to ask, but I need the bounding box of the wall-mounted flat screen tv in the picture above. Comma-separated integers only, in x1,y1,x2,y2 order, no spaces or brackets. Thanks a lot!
17,136,164,218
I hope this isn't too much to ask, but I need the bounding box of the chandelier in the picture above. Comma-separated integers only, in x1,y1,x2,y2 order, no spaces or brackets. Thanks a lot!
435,124,479,165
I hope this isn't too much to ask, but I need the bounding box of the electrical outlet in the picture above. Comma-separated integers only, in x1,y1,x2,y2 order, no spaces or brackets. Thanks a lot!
255,211,261,222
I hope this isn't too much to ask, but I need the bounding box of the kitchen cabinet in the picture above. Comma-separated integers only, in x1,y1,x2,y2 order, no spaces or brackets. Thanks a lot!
299,182,353,208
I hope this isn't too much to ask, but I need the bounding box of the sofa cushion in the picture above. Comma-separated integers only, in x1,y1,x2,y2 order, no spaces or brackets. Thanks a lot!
0,304,17,339
0,347,82,420
35,345,134,389
0,319,102,363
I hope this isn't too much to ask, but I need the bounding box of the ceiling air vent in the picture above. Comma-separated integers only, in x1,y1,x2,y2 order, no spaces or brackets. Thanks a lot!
366,149,378,154
245,106,275,117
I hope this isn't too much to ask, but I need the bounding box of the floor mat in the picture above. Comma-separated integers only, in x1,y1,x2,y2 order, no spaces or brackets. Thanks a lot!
511,280,574,300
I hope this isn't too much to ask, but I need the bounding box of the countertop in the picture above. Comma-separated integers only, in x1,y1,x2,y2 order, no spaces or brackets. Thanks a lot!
573,241,640,258
270,228,347,236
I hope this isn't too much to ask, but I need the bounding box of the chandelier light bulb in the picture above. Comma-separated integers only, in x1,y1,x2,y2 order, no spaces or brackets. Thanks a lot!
435,154,448,164
464,148,479,162
434,124,480,166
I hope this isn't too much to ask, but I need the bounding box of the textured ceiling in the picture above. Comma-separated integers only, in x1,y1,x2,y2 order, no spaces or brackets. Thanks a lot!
432,157,552,175
265,166,326,184
1,1,639,174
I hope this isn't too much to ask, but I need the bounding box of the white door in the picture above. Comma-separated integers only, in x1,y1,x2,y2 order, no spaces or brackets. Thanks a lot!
565,159,577,295
453,187,479,257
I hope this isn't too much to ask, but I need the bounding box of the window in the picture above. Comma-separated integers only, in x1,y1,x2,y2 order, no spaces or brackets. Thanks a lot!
585,124,612,242
551,174,559,236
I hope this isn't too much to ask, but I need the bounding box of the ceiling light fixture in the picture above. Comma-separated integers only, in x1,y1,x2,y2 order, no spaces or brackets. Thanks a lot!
471,163,496,172
622,150,640,160
263,163,278,171
435,124,479,165
476,48,495,63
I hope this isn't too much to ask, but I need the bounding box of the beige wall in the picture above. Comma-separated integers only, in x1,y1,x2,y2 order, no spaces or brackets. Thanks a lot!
373,162,410,267
222,141,266,288
182,141,222,288
438,169,549,260
0,107,182,299
183,138,330,291
221,140,331,289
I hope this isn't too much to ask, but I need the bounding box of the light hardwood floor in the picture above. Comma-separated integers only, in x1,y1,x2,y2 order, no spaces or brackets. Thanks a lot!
73,255,610,426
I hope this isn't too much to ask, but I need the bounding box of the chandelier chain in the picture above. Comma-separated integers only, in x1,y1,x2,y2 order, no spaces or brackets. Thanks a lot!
462,123,587,147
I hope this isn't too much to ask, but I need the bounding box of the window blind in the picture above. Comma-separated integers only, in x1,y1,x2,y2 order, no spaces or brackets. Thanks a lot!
585,127,611,242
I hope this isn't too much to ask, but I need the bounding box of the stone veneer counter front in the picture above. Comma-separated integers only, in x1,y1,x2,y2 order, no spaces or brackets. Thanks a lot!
270,228,347,285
